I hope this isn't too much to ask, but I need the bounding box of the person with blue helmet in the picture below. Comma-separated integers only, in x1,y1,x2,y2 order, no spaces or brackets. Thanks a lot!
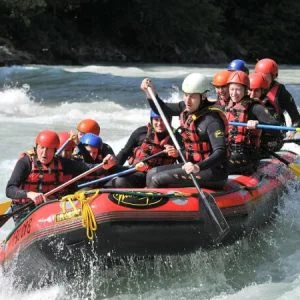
74,132,116,171
227,59,249,74
108,109,180,188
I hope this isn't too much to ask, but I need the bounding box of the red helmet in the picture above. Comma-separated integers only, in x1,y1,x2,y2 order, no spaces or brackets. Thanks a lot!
227,71,250,88
58,131,76,151
249,72,271,90
212,70,232,86
76,119,100,135
254,58,278,78
36,130,60,149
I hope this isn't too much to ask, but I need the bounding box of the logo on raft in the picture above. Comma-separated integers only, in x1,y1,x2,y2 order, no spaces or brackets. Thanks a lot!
55,209,82,222
108,192,169,209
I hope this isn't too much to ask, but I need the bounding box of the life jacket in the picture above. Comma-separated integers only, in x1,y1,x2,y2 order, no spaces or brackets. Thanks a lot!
14,150,72,204
226,97,262,148
180,105,228,163
264,82,281,117
128,124,176,171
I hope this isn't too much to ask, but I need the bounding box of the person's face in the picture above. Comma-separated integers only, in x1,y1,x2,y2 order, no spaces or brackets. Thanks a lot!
215,85,229,102
152,117,166,133
229,83,246,103
77,131,85,141
85,145,99,161
248,88,263,100
183,93,201,113
36,144,55,165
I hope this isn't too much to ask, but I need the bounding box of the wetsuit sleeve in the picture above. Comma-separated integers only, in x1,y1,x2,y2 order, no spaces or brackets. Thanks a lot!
101,143,115,157
6,155,32,199
116,126,147,166
250,103,281,135
277,84,300,126
197,114,227,170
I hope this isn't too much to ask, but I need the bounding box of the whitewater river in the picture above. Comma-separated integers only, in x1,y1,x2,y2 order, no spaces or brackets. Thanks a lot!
0,64,300,299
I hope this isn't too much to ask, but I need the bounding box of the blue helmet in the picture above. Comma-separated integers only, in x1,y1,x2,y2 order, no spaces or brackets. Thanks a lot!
80,133,102,148
150,110,161,119
150,109,172,124
227,59,249,74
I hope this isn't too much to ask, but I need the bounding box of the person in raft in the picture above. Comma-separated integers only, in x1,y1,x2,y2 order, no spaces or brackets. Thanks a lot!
5,130,112,223
72,132,117,186
57,131,76,159
254,58,300,138
140,73,229,189
225,71,281,174
106,110,180,188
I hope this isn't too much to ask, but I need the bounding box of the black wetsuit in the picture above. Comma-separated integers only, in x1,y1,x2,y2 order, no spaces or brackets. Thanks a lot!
146,96,228,189
275,82,300,127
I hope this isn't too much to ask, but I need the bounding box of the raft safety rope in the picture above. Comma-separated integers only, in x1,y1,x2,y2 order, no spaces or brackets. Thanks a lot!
60,189,100,240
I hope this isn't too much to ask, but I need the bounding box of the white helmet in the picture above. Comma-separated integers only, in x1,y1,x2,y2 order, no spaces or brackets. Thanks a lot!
182,73,212,94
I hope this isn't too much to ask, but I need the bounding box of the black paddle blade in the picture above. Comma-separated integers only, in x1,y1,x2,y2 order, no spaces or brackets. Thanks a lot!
0,214,11,227
199,191,229,243
0,202,33,229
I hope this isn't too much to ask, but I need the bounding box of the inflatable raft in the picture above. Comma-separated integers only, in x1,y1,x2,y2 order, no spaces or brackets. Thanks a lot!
0,149,299,286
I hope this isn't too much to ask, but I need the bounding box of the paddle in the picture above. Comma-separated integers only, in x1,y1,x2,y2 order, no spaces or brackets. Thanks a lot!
261,147,300,177
0,202,33,227
229,121,300,132
146,86,229,241
0,162,105,228
55,134,73,157
283,139,300,144
78,149,166,188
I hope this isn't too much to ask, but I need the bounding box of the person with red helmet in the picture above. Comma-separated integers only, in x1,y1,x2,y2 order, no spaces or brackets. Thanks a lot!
254,58,300,136
70,118,101,146
57,131,76,159
211,70,232,107
248,72,285,153
225,71,281,174
6,130,108,224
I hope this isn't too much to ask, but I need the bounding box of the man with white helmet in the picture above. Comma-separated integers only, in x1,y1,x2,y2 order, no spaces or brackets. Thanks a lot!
140,73,228,189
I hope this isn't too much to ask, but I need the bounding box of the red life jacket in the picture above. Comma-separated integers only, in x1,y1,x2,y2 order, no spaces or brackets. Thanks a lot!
128,124,176,171
14,151,72,204
180,106,228,163
226,98,262,148
264,82,281,115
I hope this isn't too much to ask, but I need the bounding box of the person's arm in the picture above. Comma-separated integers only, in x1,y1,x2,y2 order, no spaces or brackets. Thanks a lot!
197,114,227,170
100,143,115,157
277,84,300,126
6,156,31,199
140,77,185,117
250,103,282,136
116,126,147,166
146,95,185,118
